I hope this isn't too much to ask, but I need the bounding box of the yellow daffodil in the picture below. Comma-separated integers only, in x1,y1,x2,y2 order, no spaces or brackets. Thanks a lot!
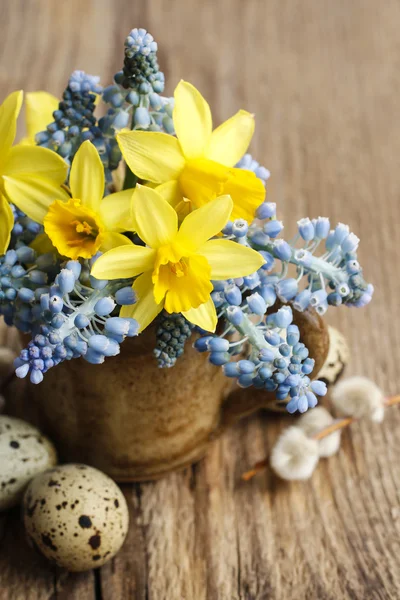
117,81,266,222
91,185,264,332
0,90,68,255
15,140,135,260
21,91,59,145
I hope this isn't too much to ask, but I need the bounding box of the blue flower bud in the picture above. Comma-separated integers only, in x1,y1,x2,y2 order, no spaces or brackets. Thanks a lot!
115,286,137,305
294,249,313,268
259,251,275,271
226,306,244,326
89,275,108,290
250,230,270,246
222,221,233,235
84,349,105,364
346,260,360,275
30,369,44,384
274,306,293,329
126,90,140,105
113,110,130,130
306,391,318,408
74,314,90,329
103,317,129,336
310,380,327,396
275,278,298,302
223,362,240,377
94,297,116,316
49,295,64,314
65,260,82,280
247,292,267,315
243,272,260,289
209,351,230,366
276,387,290,400
273,240,292,261
224,283,242,306
56,269,76,294
314,217,330,239
51,314,65,329
336,282,350,297
103,339,120,357
259,284,276,307
265,331,281,346
325,231,336,250
88,335,111,353
18,288,35,303
297,218,315,241
194,336,214,352
310,289,328,307
232,219,248,238
341,233,359,253
11,265,26,278
294,288,313,313
211,291,225,308
333,223,350,245
265,380,278,392
15,363,29,379
207,338,230,352
263,220,283,238
315,301,328,315
256,202,276,219
134,107,151,127
238,360,255,375
279,343,291,357
40,294,50,311
5,288,16,301
238,374,254,388
258,348,275,362
4,250,18,266
258,366,273,379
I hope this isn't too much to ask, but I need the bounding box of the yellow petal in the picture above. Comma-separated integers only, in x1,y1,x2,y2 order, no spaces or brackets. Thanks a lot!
25,91,59,142
91,244,156,280
0,194,14,255
207,110,255,167
99,231,133,252
176,195,233,252
198,239,265,280
120,271,163,332
69,140,104,211
154,254,212,312
0,91,23,163
30,232,57,255
155,180,182,208
3,175,69,224
3,143,67,182
173,80,212,159
183,296,218,332
222,167,265,222
178,157,230,209
99,188,135,232
133,185,178,248
117,130,185,183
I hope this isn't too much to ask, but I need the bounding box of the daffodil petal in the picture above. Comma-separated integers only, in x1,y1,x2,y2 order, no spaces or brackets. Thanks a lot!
30,232,57,255
99,188,135,232
133,185,178,248
207,110,255,167
183,296,218,332
198,239,265,280
91,245,156,280
0,194,14,255
99,232,133,252
117,130,185,183
176,195,233,252
4,144,68,181
222,167,266,222
0,91,23,163
154,255,212,312
155,180,182,208
25,91,59,142
69,141,104,211
120,271,163,332
173,80,212,159
3,175,69,224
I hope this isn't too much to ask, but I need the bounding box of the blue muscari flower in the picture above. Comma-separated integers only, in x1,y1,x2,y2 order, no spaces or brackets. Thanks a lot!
297,218,315,241
314,217,330,239
247,292,267,315
276,278,298,302
273,239,292,261
232,219,249,238
154,312,194,368
223,283,242,306
263,220,283,238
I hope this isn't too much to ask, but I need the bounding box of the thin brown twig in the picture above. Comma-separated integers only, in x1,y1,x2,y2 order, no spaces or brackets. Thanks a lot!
241,394,400,481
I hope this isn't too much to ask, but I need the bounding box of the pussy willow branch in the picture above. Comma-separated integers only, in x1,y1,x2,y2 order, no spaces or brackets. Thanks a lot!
241,395,400,481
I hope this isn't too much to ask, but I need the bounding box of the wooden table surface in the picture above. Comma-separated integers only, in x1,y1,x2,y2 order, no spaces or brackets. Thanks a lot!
1,0,400,598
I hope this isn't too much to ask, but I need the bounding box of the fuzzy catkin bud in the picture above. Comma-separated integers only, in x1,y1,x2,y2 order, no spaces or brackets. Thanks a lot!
270,426,319,480
331,376,385,423
297,406,341,457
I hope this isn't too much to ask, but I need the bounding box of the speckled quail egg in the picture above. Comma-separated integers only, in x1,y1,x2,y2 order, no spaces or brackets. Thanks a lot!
23,464,129,571
0,415,57,511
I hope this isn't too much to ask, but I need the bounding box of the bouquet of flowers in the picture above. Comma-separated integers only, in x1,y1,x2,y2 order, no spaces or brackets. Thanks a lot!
0,28,373,413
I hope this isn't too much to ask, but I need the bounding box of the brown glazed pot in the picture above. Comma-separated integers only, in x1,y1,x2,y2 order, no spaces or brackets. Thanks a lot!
7,308,334,482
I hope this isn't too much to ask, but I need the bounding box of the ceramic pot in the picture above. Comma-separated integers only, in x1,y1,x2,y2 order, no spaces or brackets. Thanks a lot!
6,309,346,482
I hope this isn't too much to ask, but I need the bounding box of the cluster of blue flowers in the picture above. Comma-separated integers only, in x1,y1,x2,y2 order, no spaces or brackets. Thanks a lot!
100,28,174,136
154,313,194,368
14,257,138,384
1,27,373,415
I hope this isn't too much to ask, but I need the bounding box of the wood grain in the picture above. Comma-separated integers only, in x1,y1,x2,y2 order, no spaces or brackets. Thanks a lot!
0,0,400,598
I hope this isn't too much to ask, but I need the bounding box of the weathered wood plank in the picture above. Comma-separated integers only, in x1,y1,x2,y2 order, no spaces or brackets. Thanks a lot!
0,0,399,598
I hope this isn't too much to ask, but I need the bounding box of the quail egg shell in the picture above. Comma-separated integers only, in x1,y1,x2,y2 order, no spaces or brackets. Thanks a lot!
0,415,57,511
23,464,129,571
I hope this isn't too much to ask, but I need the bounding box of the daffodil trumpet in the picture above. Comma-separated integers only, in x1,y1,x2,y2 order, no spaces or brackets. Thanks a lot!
91,185,265,332
117,80,266,222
